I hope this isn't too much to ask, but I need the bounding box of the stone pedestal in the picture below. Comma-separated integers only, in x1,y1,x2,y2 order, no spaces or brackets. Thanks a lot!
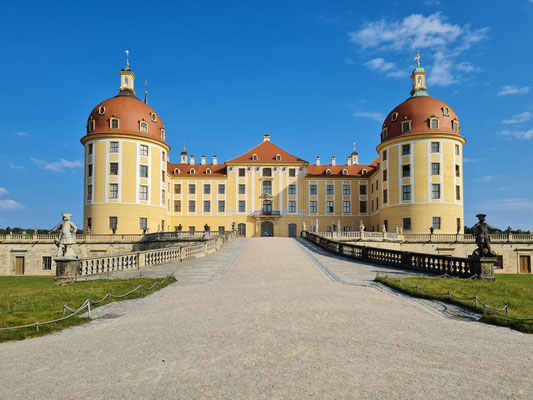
54,257,80,286
473,257,496,281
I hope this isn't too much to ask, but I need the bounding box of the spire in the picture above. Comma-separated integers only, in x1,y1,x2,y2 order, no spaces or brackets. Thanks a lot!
410,50,428,97
180,141,188,163
119,50,135,95
144,78,148,104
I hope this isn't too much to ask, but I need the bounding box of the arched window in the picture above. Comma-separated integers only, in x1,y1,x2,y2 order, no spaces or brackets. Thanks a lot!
275,154,281,161
342,169,348,175
160,128,165,140
443,107,450,116
382,127,389,139
173,168,180,174
190,168,196,175
206,168,212,175
252,154,258,161
326,169,332,175
452,120,459,132
361,169,368,176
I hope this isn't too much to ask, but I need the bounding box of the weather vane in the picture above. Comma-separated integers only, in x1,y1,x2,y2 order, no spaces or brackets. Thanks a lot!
414,50,421,67
125,50,130,68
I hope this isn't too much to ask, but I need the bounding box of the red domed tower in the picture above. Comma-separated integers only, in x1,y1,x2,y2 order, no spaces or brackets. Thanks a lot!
374,56,466,234
80,55,171,234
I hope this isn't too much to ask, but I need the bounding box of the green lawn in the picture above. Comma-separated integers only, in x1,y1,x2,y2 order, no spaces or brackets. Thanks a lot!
375,274,533,333
0,275,176,342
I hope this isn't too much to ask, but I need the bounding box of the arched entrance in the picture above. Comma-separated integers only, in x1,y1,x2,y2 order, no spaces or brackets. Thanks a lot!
261,221,273,237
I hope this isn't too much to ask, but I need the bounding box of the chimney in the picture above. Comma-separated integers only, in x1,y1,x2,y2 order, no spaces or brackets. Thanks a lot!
213,155,218,165
331,156,336,166
201,155,206,165
315,156,320,166
347,157,352,166
263,135,271,142
190,156,195,165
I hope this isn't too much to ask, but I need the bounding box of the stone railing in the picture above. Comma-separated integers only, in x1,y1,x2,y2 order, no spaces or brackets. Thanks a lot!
302,231,491,279
142,230,232,242
0,233,145,243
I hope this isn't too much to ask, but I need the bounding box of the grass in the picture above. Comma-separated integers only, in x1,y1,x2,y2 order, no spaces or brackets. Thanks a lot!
0,275,176,342
375,274,533,333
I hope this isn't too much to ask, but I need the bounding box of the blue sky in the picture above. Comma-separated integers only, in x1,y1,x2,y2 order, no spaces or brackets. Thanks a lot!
1,0,533,230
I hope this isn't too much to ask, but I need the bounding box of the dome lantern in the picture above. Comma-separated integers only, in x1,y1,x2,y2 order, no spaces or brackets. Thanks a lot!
119,50,135,95
410,50,428,98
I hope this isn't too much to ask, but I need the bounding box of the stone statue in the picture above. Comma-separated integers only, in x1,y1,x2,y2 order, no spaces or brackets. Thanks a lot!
472,214,501,258
302,222,307,231
399,227,403,234
382,225,386,233
395,226,399,234
51,214,78,258
315,218,319,232
359,220,365,232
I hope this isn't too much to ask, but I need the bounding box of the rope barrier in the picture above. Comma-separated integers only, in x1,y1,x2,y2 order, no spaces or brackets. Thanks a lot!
376,273,532,322
0,274,176,332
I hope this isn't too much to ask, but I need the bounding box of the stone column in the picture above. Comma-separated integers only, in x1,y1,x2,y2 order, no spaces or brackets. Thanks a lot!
54,257,80,286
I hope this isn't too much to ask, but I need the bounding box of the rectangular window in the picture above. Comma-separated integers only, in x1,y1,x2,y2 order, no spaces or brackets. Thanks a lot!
402,164,411,177
110,162,119,175
431,142,440,153
288,184,296,194
456,185,461,201
174,200,181,212
88,164,93,177
111,119,119,129
110,141,119,152
140,144,148,156
139,217,147,231
189,200,195,212
88,144,93,155
343,185,350,195
263,168,272,177
310,201,317,213
402,144,411,155
140,165,148,178
204,200,211,212
326,201,334,213
289,168,296,177
139,185,148,200
430,119,439,129
402,185,411,200
403,217,411,230
310,184,317,195
42,256,52,270
109,183,118,199
162,152,166,162
360,200,367,213
87,185,92,201
383,189,388,204
455,144,460,155
140,122,148,133
218,184,225,194
457,218,462,232
360,185,367,195
238,200,246,212
401,121,411,133
263,181,271,194
383,169,387,181
109,216,118,230
431,162,440,175
238,168,245,177
455,165,460,177
289,201,296,213
432,184,441,199
204,184,211,195
432,217,441,230
343,201,350,213
87,217,92,229
189,184,196,194
371,183,373,193
162,170,165,182
239,184,246,194
218,200,225,212
161,190,165,204
382,150,387,161
326,184,334,195
174,184,181,194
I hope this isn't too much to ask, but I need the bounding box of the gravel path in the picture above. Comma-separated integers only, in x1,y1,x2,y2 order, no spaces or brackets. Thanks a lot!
1,238,532,399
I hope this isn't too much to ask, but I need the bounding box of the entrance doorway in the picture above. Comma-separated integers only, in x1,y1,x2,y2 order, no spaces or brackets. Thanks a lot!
15,256,25,275
520,255,531,273
261,221,273,237
288,223,297,238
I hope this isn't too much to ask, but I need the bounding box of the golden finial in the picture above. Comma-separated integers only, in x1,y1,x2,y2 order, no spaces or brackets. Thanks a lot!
125,50,130,68
353,142,356,152
414,50,421,67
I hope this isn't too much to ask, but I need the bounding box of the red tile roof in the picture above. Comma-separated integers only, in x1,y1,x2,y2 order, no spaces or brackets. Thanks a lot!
167,163,227,177
226,140,307,164
306,158,380,177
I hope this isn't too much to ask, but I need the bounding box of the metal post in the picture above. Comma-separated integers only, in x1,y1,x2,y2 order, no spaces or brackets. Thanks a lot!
36,321,39,332
140,285,143,296
87,300,91,319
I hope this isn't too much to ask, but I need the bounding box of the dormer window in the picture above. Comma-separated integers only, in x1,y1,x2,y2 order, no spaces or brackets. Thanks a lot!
361,169,367,175
401,120,411,133
110,117,119,130
342,169,348,175
190,168,196,175
452,120,459,133
391,112,398,122
252,154,258,161
150,113,157,122
98,106,106,116
430,118,439,129
140,121,148,133
275,154,281,161
443,107,450,116
173,168,180,174
382,127,389,139
206,168,212,175
326,169,332,175
160,128,165,140
88,117,95,133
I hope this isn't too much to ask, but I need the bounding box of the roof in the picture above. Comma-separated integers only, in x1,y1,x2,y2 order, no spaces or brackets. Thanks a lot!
227,140,307,164
167,163,227,177
306,158,380,177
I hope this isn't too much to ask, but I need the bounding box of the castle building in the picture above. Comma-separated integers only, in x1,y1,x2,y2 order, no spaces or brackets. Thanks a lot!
81,57,465,237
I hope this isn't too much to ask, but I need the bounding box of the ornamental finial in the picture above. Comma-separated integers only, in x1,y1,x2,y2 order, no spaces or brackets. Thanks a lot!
125,50,130,68
414,50,421,67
